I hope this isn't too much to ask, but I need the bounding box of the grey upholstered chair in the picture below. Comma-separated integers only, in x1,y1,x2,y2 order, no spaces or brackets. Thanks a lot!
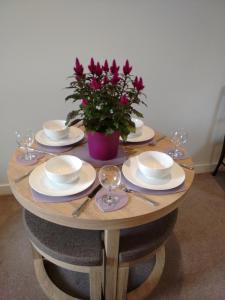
23,210,104,300
117,209,178,299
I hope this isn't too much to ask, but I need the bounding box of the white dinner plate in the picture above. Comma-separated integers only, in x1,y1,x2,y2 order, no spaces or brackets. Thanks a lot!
35,127,84,147
121,126,155,143
122,156,185,190
29,161,96,196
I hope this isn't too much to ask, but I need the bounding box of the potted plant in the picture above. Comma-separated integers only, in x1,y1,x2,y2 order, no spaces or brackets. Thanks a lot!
65,57,147,160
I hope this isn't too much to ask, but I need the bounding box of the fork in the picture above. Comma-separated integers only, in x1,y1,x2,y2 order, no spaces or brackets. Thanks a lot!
120,185,159,206
177,162,194,170
19,146,57,156
155,135,166,143
28,147,57,156
149,135,166,146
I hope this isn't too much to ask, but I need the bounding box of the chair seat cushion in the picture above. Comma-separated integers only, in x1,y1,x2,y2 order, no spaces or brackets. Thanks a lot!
23,210,103,266
119,209,178,263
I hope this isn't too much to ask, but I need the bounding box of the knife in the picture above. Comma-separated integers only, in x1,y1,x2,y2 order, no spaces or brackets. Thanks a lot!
72,184,102,217
14,170,33,183
155,135,166,143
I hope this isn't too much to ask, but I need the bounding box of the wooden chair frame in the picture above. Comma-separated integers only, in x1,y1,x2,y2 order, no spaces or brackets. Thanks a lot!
31,241,104,300
117,246,165,300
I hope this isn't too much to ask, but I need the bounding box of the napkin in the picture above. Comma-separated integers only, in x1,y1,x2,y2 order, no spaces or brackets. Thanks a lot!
95,190,128,212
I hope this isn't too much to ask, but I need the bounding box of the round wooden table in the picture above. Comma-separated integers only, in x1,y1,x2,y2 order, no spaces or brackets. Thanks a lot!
7,133,194,300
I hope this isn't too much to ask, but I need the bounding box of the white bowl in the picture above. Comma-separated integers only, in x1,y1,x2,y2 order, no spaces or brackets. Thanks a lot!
128,118,144,138
45,155,83,184
137,151,174,179
43,120,69,141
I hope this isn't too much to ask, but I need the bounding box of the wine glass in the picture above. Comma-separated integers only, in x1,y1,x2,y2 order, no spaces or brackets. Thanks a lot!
168,129,188,159
15,129,37,161
98,165,121,206
15,130,25,148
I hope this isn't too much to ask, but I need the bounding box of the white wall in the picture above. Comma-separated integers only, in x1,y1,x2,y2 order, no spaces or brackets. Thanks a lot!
1,0,225,185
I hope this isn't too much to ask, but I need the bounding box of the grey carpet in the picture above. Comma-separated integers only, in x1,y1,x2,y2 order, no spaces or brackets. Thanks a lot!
1,173,225,299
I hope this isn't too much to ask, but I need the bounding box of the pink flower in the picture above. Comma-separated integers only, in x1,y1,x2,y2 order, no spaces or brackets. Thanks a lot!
90,78,102,90
110,59,120,74
111,72,121,85
123,59,132,75
133,76,144,91
102,59,109,72
133,76,138,88
75,75,83,81
73,58,84,76
120,95,129,105
81,99,88,106
95,62,102,76
88,57,96,74
103,75,109,85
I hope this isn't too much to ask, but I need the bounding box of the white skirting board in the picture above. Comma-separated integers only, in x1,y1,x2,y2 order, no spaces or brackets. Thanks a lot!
194,163,217,174
0,163,218,196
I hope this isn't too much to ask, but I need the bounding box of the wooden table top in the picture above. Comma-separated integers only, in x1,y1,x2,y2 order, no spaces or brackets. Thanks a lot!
7,133,195,230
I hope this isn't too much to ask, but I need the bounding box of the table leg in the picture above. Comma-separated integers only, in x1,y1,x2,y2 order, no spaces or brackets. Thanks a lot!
104,229,120,300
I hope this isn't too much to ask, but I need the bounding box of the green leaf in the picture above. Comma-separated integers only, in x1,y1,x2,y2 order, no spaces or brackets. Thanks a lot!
105,128,114,135
131,109,143,118
65,94,81,102
65,110,80,126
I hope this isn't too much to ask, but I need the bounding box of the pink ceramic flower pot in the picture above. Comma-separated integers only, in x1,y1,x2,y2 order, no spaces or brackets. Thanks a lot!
87,131,120,160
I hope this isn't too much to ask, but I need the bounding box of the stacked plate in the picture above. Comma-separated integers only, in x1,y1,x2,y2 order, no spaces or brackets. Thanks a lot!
122,151,185,191
29,155,96,197
121,118,155,143
35,120,85,148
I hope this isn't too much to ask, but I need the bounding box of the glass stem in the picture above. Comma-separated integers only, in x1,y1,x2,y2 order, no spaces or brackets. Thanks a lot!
107,186,112,203
173,145,181,159
25,145,30,160
174,147,179,155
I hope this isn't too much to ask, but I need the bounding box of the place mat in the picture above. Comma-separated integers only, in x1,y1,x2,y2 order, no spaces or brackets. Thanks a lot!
33,137,86,154
16,152,44,166
36,142,75,153
121,138,154,147
69,143,128,167
121,174,186,195
95,190,128,212
31,179,100,203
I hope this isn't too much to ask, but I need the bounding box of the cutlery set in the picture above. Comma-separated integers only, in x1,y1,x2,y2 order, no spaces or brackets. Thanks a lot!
72,181,188,216
72,183,159,217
